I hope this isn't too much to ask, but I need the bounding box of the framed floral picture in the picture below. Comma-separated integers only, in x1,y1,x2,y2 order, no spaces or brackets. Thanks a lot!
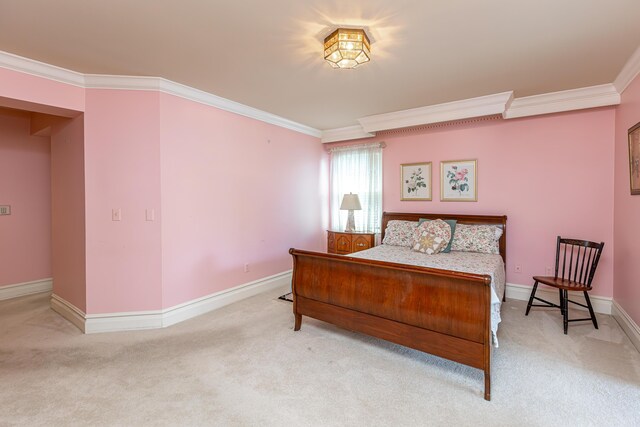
401,162,432,201
629,121,640,195
440,159,477,202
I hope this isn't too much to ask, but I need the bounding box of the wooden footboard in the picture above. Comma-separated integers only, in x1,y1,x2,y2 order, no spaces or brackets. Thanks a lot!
289,248,494,400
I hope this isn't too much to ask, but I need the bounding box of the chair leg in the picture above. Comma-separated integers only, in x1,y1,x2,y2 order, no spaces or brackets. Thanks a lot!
558,289,565,316
563,290,569,335
525,281,539,316
584,291,598,330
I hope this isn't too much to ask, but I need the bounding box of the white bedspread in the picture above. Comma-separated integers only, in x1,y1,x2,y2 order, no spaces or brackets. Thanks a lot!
349,245,505,347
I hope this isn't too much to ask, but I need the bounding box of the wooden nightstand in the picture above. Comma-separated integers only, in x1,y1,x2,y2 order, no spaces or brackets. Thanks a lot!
327,230,376,255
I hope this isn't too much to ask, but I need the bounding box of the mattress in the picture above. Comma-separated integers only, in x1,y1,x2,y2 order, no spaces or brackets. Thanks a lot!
349,245,505,347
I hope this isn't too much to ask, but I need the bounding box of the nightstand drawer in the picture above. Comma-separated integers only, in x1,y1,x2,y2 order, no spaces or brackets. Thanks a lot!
351,235,373,253
327,230,375,255
335,234,352,254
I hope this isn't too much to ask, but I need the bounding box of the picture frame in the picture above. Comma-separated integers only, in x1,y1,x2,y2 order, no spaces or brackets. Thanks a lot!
400,162,432,201
628,122,640,195
440,159,477,202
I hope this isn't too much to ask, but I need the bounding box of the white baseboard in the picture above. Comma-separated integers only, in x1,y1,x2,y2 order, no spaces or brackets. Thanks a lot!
506,282,612,315
51,270,292,334
612,301,640,353
50,294,86,332
161,270,291,328
0,278,52,301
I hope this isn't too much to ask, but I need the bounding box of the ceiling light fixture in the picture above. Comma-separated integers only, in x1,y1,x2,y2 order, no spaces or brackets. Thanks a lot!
323,28,371,69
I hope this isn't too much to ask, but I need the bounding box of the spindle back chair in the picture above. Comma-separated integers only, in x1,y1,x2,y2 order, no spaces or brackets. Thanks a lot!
525,237,604,334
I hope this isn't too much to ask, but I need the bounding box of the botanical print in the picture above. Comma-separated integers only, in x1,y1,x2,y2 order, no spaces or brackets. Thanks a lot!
446,165,470,196
441,160,477,201
629,122,640,195
401,162,432,201
407,168,426,194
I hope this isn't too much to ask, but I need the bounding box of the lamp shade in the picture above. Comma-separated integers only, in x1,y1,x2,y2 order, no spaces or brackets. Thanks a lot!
340,193,362,210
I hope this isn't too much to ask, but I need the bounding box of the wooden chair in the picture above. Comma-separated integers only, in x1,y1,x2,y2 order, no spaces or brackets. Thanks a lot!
525,237,604,334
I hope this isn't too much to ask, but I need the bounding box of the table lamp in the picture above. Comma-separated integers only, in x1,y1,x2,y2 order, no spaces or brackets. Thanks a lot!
340,193,362,232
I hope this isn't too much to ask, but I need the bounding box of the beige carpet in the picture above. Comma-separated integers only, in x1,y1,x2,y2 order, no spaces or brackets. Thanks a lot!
1,289,639,426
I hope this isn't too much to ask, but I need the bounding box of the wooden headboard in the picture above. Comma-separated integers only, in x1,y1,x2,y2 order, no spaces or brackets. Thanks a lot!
381,212,508,265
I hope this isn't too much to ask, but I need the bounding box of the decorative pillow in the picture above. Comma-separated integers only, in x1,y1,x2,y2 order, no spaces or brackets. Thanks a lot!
411,219,452,255
382,220,417,247
450,224,502,254
418,218,457,253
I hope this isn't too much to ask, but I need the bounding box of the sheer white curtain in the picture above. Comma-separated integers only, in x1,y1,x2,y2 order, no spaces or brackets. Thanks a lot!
330,142,384,233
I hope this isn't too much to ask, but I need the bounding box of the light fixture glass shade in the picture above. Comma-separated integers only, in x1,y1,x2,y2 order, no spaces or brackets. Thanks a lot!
340,193,362,210
324,28,371,69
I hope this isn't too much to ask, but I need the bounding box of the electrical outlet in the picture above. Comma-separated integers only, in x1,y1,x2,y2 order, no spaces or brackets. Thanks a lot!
515,265,522,273
546,266,553,275
145,208,155,221
0,205,11,215
112,208,121,221
244,263,250,273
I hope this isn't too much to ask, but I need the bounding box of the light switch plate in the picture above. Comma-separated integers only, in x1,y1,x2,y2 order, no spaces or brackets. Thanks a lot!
112,208,121,221
0,205,11,215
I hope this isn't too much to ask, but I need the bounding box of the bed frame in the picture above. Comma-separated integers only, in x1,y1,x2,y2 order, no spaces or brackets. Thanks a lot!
289,212,507,400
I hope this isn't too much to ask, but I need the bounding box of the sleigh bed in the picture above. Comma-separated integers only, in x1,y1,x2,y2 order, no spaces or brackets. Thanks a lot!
289,212,507,400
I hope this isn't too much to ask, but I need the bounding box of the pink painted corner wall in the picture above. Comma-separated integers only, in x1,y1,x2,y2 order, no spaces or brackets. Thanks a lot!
159,93,325,308
50,115,87,311
0,110,51,287
83,89,162,314
614,73,640,325
0,67,84,115
332,109,616,296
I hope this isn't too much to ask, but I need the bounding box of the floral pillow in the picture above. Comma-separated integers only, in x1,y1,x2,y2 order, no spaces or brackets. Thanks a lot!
411,219,452,255
382,220,417,247
418,218,457,253
450,224,502,254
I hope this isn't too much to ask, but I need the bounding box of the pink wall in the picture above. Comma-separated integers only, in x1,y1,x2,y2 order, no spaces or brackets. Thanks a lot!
83,89,162,314
0,67,84,115
330,109,616,296
614,73,640,324
159,93,325,308
0,110,51,287
0,66,325,314
0,58,623,320
50,115,87,311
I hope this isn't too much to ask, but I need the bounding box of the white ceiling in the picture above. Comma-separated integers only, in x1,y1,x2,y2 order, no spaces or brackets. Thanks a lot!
0,0,639,130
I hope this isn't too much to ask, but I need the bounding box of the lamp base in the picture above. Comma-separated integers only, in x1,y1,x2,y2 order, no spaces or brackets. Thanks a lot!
345,210,356,232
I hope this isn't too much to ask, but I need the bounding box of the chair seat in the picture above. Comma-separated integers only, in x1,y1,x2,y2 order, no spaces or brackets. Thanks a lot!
532,276,592,291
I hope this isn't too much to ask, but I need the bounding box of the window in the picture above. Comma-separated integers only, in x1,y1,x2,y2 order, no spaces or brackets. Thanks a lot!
329,142,384,233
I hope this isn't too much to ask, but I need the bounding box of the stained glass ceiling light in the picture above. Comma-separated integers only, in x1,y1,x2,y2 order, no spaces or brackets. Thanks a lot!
323,28,371,69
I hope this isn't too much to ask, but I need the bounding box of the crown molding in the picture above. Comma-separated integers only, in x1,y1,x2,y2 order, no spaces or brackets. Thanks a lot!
321,125,375,143
0,50,85,87
504,84,620,119
83,74,162,90
84,74,321,137
0,50,321,138
614,46,640,95
358,91,514,133
156,79,322,138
